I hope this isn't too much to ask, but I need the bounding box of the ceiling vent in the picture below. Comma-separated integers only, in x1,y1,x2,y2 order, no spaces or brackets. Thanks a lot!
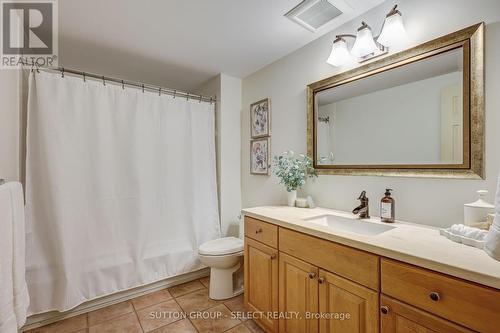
285,0,352,32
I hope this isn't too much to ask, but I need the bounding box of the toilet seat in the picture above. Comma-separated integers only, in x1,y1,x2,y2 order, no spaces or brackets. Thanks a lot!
198,237,244,300
198,237,244,256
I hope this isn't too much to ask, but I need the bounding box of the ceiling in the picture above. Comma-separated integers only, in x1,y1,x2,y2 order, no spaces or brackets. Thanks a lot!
58,0,385,91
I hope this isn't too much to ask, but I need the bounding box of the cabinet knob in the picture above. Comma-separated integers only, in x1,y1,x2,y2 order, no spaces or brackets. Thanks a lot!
308,272,316,279
270,253,277,260
318,277,325,284
429,292,441,302
380,306,390,315
255,228,263,234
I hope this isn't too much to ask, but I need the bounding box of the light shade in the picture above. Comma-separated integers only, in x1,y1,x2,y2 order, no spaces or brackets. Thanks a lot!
351,25,378,58
326,38,351,66
377,12,406,47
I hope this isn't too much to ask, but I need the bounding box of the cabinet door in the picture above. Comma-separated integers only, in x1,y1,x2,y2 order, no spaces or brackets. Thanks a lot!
319,269,379,333
244,237,279,333
279,252,319,333
380,295,474,333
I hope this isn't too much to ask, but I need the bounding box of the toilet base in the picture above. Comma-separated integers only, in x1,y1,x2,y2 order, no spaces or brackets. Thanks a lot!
208,262,243,300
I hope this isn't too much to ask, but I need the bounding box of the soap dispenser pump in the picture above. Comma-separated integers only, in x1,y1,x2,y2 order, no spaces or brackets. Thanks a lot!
380,189,395,223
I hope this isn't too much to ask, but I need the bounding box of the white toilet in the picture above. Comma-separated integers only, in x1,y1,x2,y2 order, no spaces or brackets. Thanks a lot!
198,236,244,300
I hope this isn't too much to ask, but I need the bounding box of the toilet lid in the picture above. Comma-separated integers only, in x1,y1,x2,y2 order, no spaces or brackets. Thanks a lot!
199,237,244,256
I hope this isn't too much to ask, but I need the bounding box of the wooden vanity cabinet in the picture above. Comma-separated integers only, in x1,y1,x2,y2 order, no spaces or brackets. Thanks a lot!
278,227,380,290
244,216,500,333
279,228,380,333
278,253,378,333
244,236,279,333
380,296,474,333
381,258,500,333
245,216,380,333
279,252,319,333
245,216,279,248
319,269,379,333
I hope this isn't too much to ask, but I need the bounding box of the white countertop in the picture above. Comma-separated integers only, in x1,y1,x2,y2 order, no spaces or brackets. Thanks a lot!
242,206,500,289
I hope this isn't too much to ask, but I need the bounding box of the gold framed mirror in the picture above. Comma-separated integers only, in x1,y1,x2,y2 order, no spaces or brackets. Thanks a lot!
307,23,484,179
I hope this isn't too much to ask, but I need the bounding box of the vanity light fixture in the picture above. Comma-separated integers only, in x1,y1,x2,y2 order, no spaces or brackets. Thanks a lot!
377,5,406,47
350,22,379,58
326,37,351,66
326,4,406,66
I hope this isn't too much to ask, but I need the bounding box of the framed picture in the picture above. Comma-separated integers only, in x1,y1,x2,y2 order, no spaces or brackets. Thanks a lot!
250,137,270,175
250,98,271,138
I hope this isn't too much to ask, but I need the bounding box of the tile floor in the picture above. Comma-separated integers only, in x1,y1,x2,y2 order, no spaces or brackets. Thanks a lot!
26,277,264,333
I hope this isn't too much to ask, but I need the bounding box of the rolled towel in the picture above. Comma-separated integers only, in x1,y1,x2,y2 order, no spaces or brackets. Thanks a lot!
449,224,488,241
484,174,500,261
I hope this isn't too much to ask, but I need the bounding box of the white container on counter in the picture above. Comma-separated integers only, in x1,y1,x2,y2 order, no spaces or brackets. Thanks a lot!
464,190,494,226
295,197,309,208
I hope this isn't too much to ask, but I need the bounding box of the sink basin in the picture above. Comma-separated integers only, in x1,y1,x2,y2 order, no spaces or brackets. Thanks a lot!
303,214,395,236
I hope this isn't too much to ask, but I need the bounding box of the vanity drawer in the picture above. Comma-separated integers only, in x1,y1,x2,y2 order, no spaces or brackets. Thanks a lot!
381,258,500,333
244,216,278,248
279,227,379,290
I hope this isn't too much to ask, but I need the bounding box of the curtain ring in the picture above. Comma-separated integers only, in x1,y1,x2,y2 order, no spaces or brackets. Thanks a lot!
199,95,202,103
121,80,124,89
186,93,189,101
173,90,176,99
159,87,161,96
142,84,145,93
83,72,86,82
61,67,65,78
210,97,213,104
102,76,106,86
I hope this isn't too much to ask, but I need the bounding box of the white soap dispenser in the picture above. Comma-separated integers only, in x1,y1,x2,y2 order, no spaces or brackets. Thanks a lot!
464,190,494,226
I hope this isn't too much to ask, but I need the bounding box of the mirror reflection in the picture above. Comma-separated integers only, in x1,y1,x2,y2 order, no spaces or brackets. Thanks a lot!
315,47,464,166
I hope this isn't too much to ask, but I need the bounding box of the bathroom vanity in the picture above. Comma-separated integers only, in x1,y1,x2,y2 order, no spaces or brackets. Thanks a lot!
242,24,496,333
242,206,500,333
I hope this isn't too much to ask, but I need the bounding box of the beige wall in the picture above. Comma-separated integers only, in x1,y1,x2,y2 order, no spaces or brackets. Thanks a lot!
218,75,243,237
197,74,243,237
241,0,500,227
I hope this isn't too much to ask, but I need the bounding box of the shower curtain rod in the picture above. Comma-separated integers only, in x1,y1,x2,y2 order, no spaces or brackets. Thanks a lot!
26,62,217,104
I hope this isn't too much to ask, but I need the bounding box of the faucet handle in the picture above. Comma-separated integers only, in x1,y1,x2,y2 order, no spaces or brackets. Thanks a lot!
357,191,367,200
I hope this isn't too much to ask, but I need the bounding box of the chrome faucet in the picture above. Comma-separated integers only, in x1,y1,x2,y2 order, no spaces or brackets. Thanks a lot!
352,191,370,219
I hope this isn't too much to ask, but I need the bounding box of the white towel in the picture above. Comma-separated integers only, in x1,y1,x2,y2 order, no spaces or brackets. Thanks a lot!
449,224,488,240
0,182,30,332
485,174,500,261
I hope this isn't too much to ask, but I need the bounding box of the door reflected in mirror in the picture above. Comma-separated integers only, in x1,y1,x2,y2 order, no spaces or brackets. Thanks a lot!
315,47,464,166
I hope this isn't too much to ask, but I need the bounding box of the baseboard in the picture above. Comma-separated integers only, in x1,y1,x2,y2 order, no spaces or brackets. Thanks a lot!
22,268,210,331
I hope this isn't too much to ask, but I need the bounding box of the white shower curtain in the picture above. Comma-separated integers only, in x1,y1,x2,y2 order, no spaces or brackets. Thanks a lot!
25,71,220,314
